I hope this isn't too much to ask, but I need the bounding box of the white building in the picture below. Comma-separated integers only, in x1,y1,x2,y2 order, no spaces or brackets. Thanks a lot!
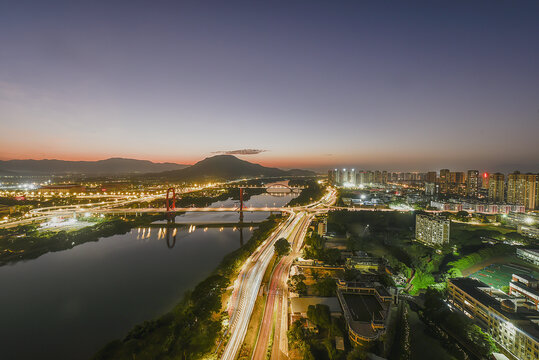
415,214,450,246
517,248,539,266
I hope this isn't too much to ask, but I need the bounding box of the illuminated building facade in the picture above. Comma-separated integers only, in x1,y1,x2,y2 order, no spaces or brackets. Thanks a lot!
489,173,505,203
507,172,538,210
448,278,539,360
467,170,480,198
415,214,450,246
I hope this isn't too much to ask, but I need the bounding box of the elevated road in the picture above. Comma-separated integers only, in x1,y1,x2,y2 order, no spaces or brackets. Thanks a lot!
220,188,337,360
252,189,336,360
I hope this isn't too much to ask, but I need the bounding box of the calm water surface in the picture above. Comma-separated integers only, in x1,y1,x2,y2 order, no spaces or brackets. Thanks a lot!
0,193,296,360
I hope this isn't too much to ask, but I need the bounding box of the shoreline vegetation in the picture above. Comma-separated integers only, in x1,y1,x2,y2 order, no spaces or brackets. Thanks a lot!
0,182,321,359
0,215,166,266
92,214,283,360
92,181,323,359
0,186,273,267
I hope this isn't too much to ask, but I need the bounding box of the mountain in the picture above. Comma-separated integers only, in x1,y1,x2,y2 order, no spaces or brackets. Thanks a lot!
149,155,315,181
0,158,188,175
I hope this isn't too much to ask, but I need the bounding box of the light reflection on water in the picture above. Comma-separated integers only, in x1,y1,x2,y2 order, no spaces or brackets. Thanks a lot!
0,224,251,360
0,192,298,360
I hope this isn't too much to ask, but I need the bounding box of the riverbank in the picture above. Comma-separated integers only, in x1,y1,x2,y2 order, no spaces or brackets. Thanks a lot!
0,214,167,266
92,214,284,360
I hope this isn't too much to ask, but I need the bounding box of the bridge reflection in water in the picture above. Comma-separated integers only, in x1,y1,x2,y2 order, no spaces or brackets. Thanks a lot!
145,218,250,249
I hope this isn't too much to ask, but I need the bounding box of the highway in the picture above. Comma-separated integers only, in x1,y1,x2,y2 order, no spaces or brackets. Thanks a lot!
252,189,336,360
221,188,337,360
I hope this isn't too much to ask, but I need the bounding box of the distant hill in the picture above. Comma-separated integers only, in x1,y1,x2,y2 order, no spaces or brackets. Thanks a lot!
0,158,188,175
149,155,315,181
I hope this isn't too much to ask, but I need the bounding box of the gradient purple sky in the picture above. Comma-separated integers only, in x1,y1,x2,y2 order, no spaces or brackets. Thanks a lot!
1,1,538,172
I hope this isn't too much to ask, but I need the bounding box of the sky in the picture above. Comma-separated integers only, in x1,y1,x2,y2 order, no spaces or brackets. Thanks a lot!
1,0,538,172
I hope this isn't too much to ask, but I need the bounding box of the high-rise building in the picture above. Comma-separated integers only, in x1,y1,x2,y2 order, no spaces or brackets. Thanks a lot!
349,168,357,186
382,171,388,184
374,170,382,184
365,171,374,184
439,169,450,193
488,173,505,203
335,169,341,185
328,169,336,185
426,171,437,184
507,172,538,209
415,214,450,246
466,170,479,198
450,171,466,195
481,172,489,189
425,182,436,196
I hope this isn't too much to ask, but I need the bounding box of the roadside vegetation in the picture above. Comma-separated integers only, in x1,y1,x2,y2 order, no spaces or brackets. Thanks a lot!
288,304,346,360
287,179,324,206
93,215,283,360
274,237,291,257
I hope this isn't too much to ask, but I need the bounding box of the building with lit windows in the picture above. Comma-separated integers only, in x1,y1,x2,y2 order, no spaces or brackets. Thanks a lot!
425,182,436,196
517,226,539,240
489,173,506,203
415,214,450,246
448,278,539,360
38,184,86,194
467,170,480,198
439,168,450,193
507,172,538,210
426,171,437,184
482,172,490,189
509,274,539,311
517,248,539,266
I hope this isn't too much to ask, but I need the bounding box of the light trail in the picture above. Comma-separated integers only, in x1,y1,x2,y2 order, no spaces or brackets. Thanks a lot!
220,188,337,360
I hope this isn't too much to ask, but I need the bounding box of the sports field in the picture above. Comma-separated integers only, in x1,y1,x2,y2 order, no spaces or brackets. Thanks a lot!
468,263,539,290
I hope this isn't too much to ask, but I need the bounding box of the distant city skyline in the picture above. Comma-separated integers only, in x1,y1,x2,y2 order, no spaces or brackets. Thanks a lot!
1,1,538,172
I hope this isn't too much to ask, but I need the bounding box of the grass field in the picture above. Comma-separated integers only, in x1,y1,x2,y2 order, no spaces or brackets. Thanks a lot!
468,263,539,290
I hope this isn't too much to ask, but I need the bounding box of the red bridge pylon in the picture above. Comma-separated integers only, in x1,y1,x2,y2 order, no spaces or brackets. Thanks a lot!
166,188,176,212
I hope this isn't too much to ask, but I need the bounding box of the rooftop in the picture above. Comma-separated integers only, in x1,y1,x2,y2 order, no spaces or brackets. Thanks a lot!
290,297,342,314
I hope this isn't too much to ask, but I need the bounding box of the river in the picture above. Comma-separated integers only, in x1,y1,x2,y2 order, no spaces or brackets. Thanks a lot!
0,192,297,360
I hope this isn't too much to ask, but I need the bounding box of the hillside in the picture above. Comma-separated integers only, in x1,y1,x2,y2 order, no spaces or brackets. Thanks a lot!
0,158,188,175
149,155,315,181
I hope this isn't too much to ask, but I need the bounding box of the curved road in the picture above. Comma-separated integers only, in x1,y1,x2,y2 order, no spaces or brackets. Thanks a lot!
221,188,337,360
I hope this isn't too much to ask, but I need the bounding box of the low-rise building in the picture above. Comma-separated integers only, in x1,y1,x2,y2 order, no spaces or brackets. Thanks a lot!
317,218,327,236
38,184,86,194
290,296,342,328
509,274,539,311
336,280,393,346
505,213,539,227
345,255,381,273
447,278,539,360
517,248,539,266
517,225,539,240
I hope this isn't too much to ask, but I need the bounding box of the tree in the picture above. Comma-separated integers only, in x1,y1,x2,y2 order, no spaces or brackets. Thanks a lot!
466,324,498,355
324,248,341,265
274,238,291,257
288,274,308,295
288,319,311,351
456,210,470,222
314,277,337,297
346,347,368,360
307,304,332,330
